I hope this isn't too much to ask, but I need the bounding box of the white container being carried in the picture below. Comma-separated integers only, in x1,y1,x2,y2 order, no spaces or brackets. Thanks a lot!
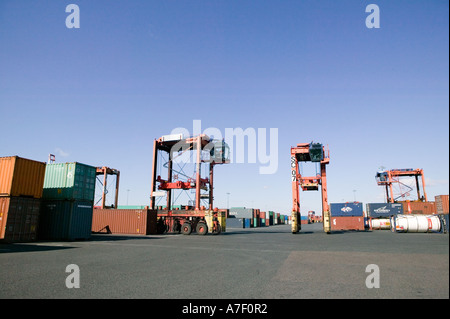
391,214,441,233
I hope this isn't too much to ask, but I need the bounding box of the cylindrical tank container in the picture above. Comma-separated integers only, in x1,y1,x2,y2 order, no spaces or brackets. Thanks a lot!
391,214,442,233
370,218,391,230
0,156,46,199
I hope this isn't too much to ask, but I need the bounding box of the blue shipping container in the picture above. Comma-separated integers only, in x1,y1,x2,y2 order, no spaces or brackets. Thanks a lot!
244,218,251,228
330,203,364,217
366,203,403,218
39,199,93,240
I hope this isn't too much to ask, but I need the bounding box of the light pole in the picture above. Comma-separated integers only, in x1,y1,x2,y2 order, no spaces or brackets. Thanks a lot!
127,189,130,205
226,192,230,209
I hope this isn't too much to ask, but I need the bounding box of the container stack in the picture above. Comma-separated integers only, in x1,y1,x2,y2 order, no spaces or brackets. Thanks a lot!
366,203,403,230
0,156,46,242
330,202,365,231
401,201,436,215
39,162,96,241
435,195,449,215
268,211,274,225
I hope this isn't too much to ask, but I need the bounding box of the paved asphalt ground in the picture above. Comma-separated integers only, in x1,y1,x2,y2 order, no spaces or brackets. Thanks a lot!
0,223,448,299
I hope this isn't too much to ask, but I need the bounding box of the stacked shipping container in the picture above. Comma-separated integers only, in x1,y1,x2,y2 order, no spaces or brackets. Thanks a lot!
401,201,436,215
366,203,403,230
435,195,449,215
0,156,46,242
330,203,365,231
39,162,96,241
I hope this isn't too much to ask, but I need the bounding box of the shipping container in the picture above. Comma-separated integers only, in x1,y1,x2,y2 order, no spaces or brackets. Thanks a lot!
439,214,449,233
402,201,436,215
92,208,157,235
268,211,274,225
331,216,365,231
229,207,253,219
366,203,403,218
0,156,46,199
244,218,251,228
0,197,40,242
39,199,94,240
435,195,449,214
225,217,245,229
42,162,96,201
330,203,364,217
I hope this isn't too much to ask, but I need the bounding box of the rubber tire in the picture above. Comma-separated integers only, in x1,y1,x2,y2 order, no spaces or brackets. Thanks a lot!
196,222,208,235
212,222,221,235
181,223,192,235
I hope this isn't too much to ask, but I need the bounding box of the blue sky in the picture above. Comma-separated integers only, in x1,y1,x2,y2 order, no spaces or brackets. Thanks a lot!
0,0,448,214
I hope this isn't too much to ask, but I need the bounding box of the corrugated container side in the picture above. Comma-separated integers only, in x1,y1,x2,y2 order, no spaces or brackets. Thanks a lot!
92,209,157,235
0,156,46,199
42,162,96,201
366,203,403,218
330,203,364,217
0,197,41,242
228,208,253,219
435,195,449,214
39,199,94,240
402,201,436,215
331,216,365,231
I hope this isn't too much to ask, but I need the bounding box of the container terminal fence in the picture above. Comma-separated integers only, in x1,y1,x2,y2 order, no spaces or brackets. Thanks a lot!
1,155,449,243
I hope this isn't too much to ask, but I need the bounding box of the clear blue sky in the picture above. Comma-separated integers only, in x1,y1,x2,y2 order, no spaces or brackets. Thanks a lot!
1,0,448,214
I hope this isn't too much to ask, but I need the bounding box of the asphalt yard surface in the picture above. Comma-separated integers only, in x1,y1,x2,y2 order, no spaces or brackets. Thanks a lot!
1,223,448,299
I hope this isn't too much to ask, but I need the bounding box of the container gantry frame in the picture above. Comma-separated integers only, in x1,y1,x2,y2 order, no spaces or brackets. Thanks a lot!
150,133,229,235
95,166,120,209
376,168,427,203
291,142,331,234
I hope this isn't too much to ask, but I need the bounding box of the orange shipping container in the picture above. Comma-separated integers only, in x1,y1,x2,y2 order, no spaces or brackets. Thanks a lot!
402,201,436,215
92,208,158,235
0,156,46,199
435,195,449,214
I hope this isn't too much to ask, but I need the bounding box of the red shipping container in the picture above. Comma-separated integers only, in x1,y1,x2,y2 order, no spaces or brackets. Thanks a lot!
259,211,266,220
330,216,364,231
435,195,449,214
92,209,157,235
402,202,436,215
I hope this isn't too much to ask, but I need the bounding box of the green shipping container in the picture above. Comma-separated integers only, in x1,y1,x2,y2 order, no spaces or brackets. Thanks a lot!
42,163,96,201
39,199,93,241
